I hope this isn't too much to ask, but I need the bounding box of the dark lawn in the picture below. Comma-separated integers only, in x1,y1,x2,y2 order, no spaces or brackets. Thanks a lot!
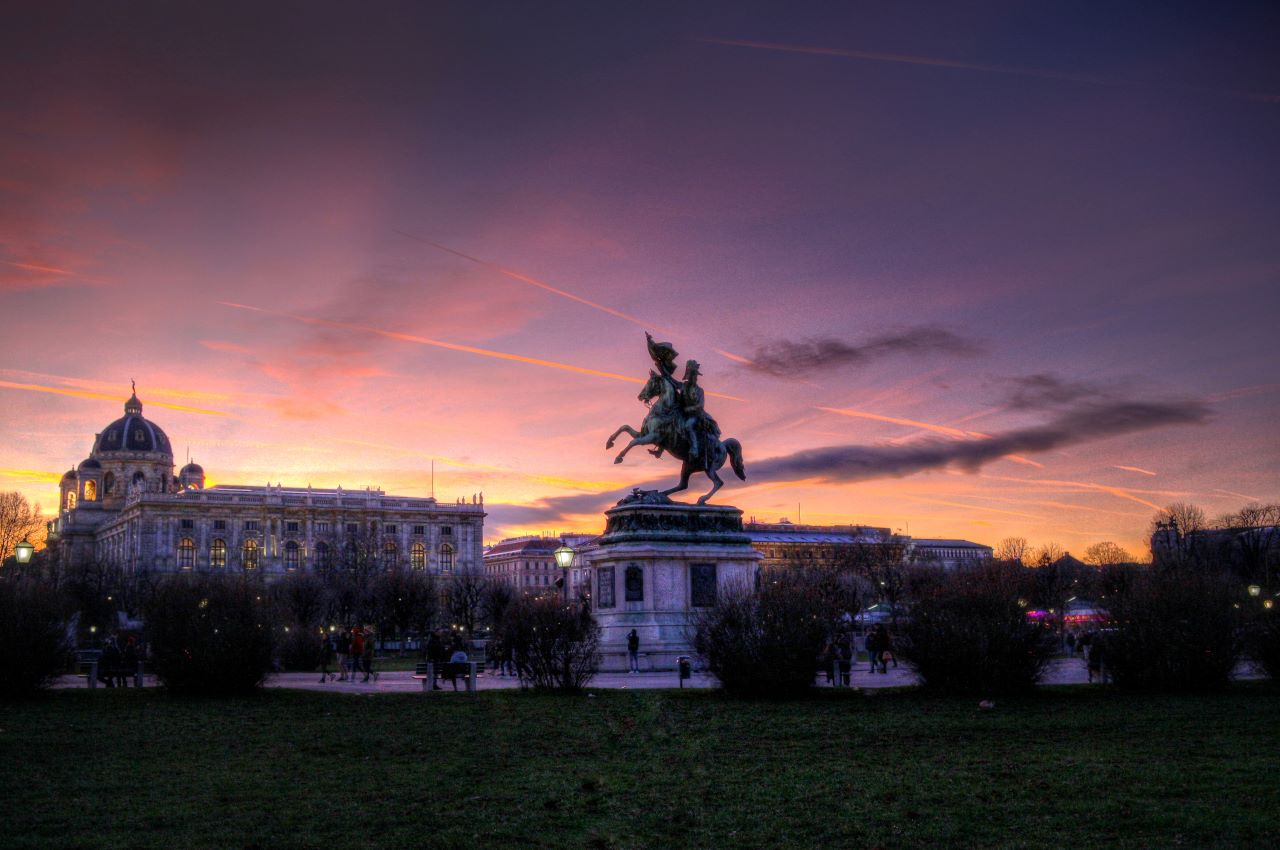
2,685,1277,849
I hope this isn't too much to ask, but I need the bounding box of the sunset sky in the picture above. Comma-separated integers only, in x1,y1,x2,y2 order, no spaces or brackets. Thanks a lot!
3,2,1278,557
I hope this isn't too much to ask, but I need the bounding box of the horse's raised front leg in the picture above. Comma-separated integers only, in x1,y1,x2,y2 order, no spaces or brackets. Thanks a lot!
661,464,693,497
615,432,660,463
606,425,640,450
697,468,724,505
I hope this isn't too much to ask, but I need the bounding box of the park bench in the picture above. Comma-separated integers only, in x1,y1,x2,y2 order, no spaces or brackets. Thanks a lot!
75,650,145,688
413,660,484,692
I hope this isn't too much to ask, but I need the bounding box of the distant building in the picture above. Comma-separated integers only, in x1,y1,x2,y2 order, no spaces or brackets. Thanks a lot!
745,520,896,570
47,391,485,577
908,538,994,570
483,535,563,592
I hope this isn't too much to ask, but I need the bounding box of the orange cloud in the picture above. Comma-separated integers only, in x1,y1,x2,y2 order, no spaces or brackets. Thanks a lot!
1113,465,1157,476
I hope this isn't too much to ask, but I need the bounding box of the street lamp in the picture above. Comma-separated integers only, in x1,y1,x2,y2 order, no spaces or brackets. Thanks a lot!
14,538,34,564
1248,585,1261,597
554,544,575,601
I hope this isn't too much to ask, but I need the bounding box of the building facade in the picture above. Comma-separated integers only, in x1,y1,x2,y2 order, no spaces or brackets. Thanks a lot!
48,392,484,577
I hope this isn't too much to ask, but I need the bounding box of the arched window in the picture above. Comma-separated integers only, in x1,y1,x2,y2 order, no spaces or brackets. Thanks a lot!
83,480,97,501
314,541,330,570
242,538,259,570
383,540,397,567
103,472,115,496
178,537,195,570
411,542,426,570
284,541,300,571
439,544,454,573
211,539,227,568
65,491,77,511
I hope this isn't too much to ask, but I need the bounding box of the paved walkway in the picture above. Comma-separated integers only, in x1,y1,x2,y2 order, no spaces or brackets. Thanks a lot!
54,656,1259,693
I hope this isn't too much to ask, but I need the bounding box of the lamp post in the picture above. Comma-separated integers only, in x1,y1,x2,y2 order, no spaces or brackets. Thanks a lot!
14,537,35,565
1248,585,1261,598
554,544,576,602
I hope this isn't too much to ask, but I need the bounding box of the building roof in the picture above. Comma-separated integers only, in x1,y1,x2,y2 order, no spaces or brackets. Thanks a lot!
484,537,563,557
912,539,992,550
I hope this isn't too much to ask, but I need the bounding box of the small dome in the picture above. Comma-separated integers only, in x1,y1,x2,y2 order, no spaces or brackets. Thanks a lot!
78,458,102,472
61,468,78,482
180,462,204,475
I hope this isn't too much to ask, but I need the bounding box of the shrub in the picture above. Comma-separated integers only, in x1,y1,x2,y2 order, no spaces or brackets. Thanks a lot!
0,579,71,697
900,561,1053,695
1244,608,1280,681
1103,569,1240,691
694,569,855,697
499,595,599,691
145,575,276,695
276,625,322,671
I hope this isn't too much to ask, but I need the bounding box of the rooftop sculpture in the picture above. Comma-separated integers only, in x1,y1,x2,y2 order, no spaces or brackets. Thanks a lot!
606,333,746,504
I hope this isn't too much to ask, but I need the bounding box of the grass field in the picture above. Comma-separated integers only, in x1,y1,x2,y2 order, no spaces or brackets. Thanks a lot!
3,685,1278,849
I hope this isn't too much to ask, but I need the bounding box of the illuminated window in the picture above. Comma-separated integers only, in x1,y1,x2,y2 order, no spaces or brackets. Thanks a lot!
178,537,195,570
83,480,97,501
242,538,259,570
383,540,397,566
314,541,331,569
211,539,226,568
439,544,454,573
66,491,77,511
284,541,300,570
411,542,425,570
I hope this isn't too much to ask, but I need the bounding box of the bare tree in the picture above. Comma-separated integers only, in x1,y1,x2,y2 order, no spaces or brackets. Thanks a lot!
994,537,1030,565
372,567,437,654
1083,541,1132,567
0,491,45,565
832,539,909,618
444,568,487,636
270,572,328,629
1151,502,1209,568
1032,542,1065,567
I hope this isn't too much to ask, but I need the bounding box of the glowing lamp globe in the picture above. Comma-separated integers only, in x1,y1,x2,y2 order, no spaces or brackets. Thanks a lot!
1248,585,1262,597
14,539,34,564
554,545,576,569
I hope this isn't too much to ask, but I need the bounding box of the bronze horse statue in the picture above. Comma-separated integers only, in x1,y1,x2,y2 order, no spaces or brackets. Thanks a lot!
606,370,746,504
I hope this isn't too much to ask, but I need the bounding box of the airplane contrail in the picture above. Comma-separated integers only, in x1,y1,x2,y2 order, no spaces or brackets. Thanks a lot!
0,380,233,416
216,301,746,401
394,230,753,364
696,37,1280,104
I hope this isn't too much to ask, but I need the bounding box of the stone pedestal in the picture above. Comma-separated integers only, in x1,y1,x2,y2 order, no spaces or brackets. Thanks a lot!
591,492,761,672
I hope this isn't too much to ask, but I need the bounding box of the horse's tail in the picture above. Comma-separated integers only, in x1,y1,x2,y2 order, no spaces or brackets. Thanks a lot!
725,438,746,480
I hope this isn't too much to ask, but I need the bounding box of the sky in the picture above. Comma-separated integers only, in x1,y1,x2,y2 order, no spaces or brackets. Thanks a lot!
2,1,1278,558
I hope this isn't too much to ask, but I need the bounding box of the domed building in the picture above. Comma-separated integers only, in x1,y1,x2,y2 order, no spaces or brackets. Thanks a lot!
50,389,485,579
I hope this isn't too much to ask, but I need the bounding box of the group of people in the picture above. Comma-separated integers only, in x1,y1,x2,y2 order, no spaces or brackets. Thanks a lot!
819,625,897,684
317,626,378,684
95,634,140,687
1066,628,1110,683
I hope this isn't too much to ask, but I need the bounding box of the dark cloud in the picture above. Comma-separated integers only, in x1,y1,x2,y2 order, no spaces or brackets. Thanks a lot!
1005,373,1105,410
746,327,982,377
754,398,1210,483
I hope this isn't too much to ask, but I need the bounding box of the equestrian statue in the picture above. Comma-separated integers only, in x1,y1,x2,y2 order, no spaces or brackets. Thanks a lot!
606,333,746,504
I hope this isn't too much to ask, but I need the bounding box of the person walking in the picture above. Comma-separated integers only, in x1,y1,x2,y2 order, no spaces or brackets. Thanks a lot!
863,627,879,674
426,630,446,690
837,634,853,686
336,628,351,682
627,629,641,674
318,632,336,683
446,636,469,691
881,626,897,670
349,627,365,683
361,626,377,683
